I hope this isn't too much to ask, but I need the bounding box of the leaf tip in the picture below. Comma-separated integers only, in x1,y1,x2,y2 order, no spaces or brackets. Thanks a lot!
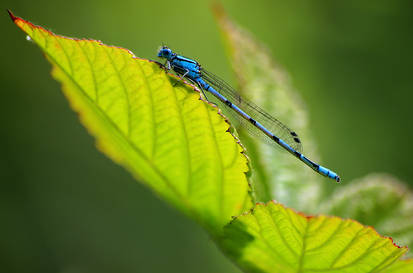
6,9,17,22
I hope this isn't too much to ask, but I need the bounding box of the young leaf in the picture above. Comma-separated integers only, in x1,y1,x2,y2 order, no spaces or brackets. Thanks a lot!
8,11,252,233
320,174,413,258
213,6,327,210
219,201,408,273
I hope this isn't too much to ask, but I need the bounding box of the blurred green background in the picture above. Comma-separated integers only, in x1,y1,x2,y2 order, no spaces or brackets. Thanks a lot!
2,0,413,272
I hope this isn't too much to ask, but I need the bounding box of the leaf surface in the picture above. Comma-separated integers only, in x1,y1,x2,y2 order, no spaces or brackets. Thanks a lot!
380,259,413,273
220,202,408,273
321,174,413,258
9,11,252,232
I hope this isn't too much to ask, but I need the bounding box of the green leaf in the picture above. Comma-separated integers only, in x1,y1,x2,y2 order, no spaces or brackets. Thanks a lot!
213,6,329,210
11,11,411,273
380,259,413,273
9,11,252,233
219,201,408,273
320,174,413,258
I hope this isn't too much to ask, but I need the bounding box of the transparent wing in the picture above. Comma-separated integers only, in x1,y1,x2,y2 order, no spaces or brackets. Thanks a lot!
200,68,303,153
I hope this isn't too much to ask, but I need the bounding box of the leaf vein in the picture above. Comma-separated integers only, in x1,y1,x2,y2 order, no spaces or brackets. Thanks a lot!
205,104,225,221
266,207,299,257
134,57,158,159
306,220,345,253
101,46,132,137
75,42,99,103
53,34,74,76
329,226,365,268
297,220,310,273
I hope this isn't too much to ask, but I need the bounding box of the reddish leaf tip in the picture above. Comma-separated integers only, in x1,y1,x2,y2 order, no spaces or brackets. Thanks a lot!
7,9,18,22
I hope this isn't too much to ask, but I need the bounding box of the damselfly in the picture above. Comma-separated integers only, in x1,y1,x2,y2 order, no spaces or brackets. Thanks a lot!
157,46,340,182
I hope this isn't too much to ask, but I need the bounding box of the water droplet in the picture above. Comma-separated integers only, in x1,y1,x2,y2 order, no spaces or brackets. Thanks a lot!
26,35,32,41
